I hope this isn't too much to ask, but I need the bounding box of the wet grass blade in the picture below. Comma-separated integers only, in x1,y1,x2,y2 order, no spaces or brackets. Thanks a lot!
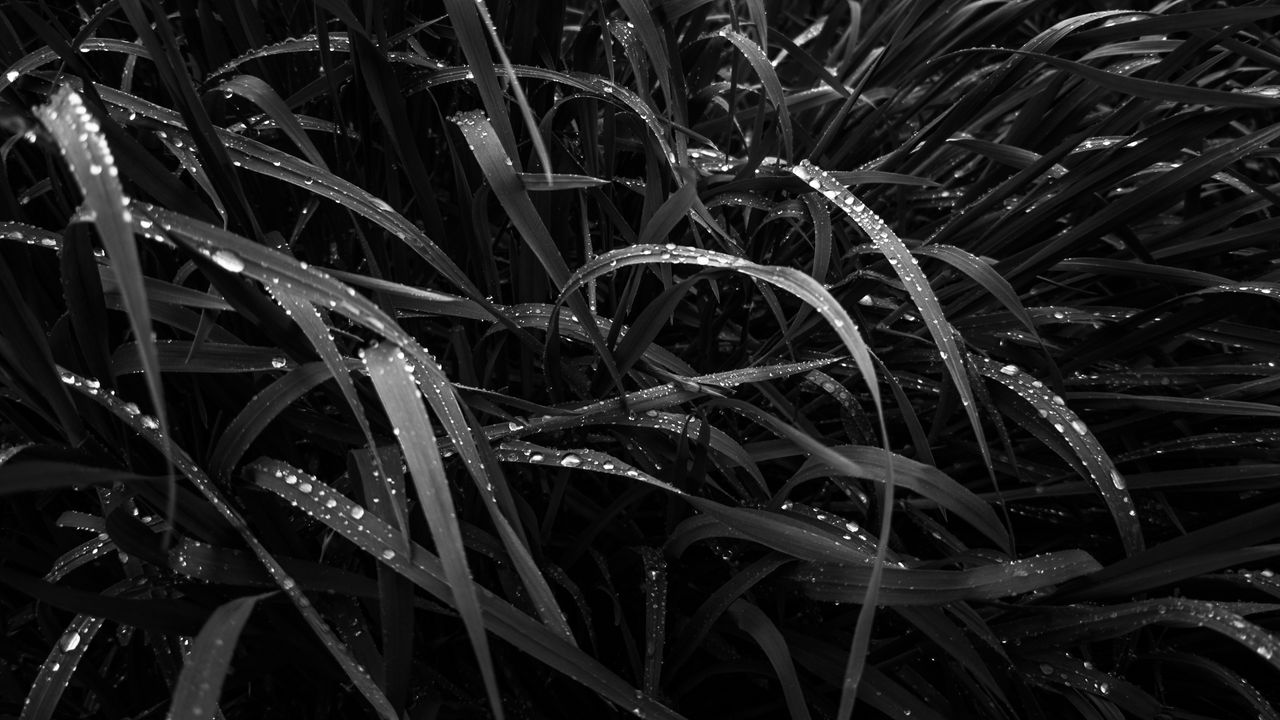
727,600,812,720
21,615,104,720
976,357,1143,555
35,87,151,438
251,459,688,720
558,244,879,407
56,368,396,718
209,360,359,481
711,28,792,158
362,343,503,720
169,593,271,720
791,549,1102,605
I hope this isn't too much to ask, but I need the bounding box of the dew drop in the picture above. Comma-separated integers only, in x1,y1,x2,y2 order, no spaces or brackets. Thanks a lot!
62,632,81,652
350,506,366,520
211,249,245,273
381,549,396,560
560,453,582,467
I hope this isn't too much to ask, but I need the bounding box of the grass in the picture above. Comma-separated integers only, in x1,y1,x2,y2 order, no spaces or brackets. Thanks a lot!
2,0,1280,718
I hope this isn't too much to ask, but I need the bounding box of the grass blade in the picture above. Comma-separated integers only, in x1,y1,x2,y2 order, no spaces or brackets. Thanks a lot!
169,593,270,720
362,343,503,720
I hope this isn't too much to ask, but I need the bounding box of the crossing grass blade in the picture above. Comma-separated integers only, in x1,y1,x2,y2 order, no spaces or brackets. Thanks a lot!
974,356,1143,555
54,368,397,719
711,28,792,158
558,244,880,408
7,3,1280,718
208,360,358,481
250,458,689,720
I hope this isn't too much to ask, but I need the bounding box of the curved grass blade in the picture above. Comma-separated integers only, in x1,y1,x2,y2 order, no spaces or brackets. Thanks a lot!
1153,651,1280,720
209,360,358,481
169,593,271,720
786,446,1008,550
726,600,812,720
452,109,624,392
362,343,502,720
975,357,1142,555
791,160,981,464
412,66,676,169
710,28,791,158
913,244,1039,335
269,291,390,525
666,554,792,674
215,74,328,169
557,244,879,407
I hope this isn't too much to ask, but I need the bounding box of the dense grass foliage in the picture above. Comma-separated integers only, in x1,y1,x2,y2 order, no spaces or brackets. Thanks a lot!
3,1,1280,718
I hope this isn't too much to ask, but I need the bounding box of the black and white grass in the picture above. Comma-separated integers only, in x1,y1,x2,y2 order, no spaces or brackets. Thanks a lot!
2,1,1280,719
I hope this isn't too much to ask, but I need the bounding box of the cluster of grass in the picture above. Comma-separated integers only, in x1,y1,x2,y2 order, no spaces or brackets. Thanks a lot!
2,0,1280,717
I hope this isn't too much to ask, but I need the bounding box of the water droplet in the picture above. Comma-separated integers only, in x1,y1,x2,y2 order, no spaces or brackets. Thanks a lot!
381,549,396,560
560,453,582,467
4,70,17,83
62,632,81,652
350,506,365,520
211,249,245,273
271,357,287,369
1111,470,1126,490
298,482,313,493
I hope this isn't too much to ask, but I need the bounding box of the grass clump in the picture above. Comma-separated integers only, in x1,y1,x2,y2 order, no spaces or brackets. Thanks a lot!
2,1,1280,718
